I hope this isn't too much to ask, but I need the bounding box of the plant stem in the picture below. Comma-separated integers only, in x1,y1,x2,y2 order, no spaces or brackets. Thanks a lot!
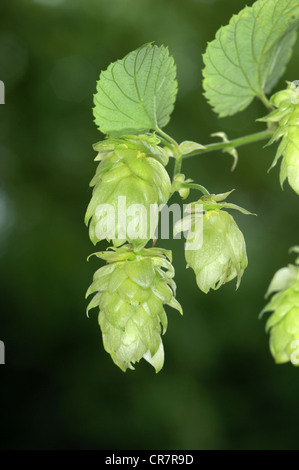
156,127,181,157
182,130,273,160
173,156,183,177
259,93,273,112
187,183,210,196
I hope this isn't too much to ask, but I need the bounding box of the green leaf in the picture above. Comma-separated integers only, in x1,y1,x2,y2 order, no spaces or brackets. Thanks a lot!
93,43,178,136
179,141,206,154
203,0,299,117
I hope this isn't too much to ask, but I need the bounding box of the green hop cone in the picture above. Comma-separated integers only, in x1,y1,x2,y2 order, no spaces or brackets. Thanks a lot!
261,247,299,366
259,82,299,194
175,191,251,293
86,245,182,372
85,134,171,249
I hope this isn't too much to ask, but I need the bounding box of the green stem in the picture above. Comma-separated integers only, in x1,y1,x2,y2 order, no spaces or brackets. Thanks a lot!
157,135,174,151
173,156,183,178
182,130,273,160
259,93,274,112
156,127,181,157
186,183,210,196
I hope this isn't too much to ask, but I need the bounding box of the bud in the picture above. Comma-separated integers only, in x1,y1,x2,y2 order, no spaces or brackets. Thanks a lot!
261,248,299,366
86,245,182,372
85,134,171,249
259,83,299,194
172,173,192,199
175,191,251,293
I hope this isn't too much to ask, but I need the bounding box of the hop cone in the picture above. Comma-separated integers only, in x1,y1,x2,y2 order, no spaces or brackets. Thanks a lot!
85,134,171,249
175,192,250,293
259,83,299,194
262,248,299,366
86,246,182,372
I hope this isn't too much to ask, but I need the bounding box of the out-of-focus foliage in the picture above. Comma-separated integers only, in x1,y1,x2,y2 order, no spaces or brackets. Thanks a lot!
1,0,299,450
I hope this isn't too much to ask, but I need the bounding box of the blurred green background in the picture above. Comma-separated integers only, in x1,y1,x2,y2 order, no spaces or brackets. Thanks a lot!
1,0,299,450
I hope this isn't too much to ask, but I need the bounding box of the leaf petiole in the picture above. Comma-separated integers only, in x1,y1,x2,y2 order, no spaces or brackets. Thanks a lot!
156,127,182,158
259,93,274,112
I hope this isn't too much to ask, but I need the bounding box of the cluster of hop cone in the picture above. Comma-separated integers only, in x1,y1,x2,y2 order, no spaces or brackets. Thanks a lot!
84,133,249,372
85,135,179,372
85,84,299,372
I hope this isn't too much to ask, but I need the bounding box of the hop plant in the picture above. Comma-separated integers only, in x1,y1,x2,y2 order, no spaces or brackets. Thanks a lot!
85,134,171,249
84,0,299,372
260,82,299,194
175,192,251,293
261,248,299,366
86,246,182,372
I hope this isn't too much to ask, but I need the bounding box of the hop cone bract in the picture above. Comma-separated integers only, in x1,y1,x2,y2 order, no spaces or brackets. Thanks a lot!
86,246,182,372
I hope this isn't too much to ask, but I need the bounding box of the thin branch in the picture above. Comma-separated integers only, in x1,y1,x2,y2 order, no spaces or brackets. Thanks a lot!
182,130,273,160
